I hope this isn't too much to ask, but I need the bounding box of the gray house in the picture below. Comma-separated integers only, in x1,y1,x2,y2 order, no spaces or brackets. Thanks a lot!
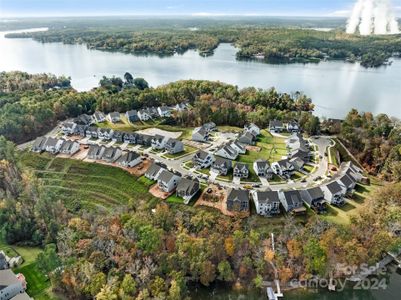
252,190,281,216
61,122,77,135
87,145,106,160
59,140,80,155
157,170,181,193
85,127,99,139
192,150,214,169
0,252,8,270
234,163,249,178
269,120,284,132
176,178,200,204
253,159,273,178
145,163,165,181
116,151,142,168
93,111,106,123
101,147,122,163
226,189,249,212
43,138,64,154
107,112,121,123
31,137,47,153
165,138,184,154
300,187,326,213
112,131,125,143
238,132,256,145
192,126,209,142
279,190,306,214
211,157,232,176
98,128,114,140
126,110,139,123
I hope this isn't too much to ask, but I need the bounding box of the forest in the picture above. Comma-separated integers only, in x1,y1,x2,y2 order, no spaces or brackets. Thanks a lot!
0,71,317,144
7,23,401,67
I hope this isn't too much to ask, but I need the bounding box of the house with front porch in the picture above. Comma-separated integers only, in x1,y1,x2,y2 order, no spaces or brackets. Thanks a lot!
269,120,284,133
98,128,114,140
151,135,168,150
271,159,295,177
61,122,77,135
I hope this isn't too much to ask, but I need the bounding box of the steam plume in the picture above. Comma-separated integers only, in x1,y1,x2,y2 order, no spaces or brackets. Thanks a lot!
346,0,400,35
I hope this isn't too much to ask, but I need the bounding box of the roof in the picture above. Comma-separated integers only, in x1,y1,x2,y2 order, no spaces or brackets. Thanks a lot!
60,140,76,151
255,159,269,169
177,178,199,193
86,126,98,133
194,150,210,160
213,157,232,168
94,111,105,118
231,140,245,151
338,174,355,188
88,145,101,156
117,151,140,163
44,137,61,148
301,187,324,202
153,134,165,142
32,136,46,148
126,110,138,116
325,181,343,194
98,128,112,134
227,189,249,202
158,170,178,183
193,126,208,136
276,159,293,169
165,138,182,148
158,106,170,112
282,190,302,206
0,269,31,300
254,191,280,204
234,163,248,172
290,157,305,169
146,163,164,177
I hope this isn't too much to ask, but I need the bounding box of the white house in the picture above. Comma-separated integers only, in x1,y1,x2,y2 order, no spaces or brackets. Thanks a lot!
321,181,345,206
252,190,281,216
151,135,168,150
253,160,273,178
192,150,214,168
61,122,77,135
157,106,171,117
107,112,121,123
192,127,209,142
229,141,246,154
269,120,284,133
43,138,64,154
279,190,306,214
138,109,152,121
145,163,165,181
98,128,114,140
244,123,260,136
215,143,238,160
157,170,181,193
271,159,295,177
93,111,106,123
165,138,184,154
234,163,249,178
59,140,80,155
116,151,142,168
286,120,300,133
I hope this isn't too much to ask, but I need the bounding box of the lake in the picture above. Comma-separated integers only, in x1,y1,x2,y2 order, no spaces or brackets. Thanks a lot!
1,28,401,119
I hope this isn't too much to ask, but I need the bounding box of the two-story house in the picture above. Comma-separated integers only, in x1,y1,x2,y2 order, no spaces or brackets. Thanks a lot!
107,112,121,123
321,181,345,207
211,157,232,176
234,163,249,178
226,189,249,212
192,127,209,142
176,178,200,204
157,170,181,193
165,138,184,154
116,151,142,168
126,110,139,123
253,159,273,178
279,190,306,214
192,150,214,169
252,190,281,216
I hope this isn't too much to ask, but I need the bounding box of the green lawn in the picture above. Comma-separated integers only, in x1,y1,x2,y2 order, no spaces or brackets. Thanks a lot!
303,164,315,174
14,263,51,298
19,152,155,212
166,194,185,204
137,176,155,187
237,130,287,164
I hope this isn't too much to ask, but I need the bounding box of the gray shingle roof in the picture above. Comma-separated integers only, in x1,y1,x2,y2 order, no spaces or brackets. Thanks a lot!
325,181,343,194
255,191,280,204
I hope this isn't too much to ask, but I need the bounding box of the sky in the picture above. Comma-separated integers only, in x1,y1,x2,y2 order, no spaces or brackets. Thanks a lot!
1,0,401,18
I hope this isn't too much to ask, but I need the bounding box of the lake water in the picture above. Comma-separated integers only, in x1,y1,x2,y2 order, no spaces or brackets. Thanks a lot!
1,28,401,119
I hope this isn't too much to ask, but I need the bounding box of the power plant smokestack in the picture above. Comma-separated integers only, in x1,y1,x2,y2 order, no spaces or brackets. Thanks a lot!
346,0,400,35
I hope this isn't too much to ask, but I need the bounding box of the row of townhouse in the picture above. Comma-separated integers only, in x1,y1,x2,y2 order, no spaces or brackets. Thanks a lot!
191,122,217,142
151,135,184,154
251,161,364,216
145,162,200,204
269,119,300,133
32,137,80,155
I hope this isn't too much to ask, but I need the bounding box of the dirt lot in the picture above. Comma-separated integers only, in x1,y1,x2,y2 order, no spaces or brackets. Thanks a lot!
149,184,173,199
136,128,182,139
246,145,262,152
127,158,152,177
183,140,210,150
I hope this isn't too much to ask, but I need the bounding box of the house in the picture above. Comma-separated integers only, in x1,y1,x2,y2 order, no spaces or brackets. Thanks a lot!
85,127,99,139
43,138,64,154
101,147,122,163
126,110,139,123
269,120,284,133
61,122,77,135
211,157,232,176
229,141,246,154
116,151,141,168
253,160,273,178
300,187,326,213
98,128,114,140
290,157,305,171
286,133,310,153
234,163,249,178
341,161,364,182
271,159,295,177
148,107,159,118
151,135,168,150
244,123,260,136
238,132,256,145
157,170,181,193
289,149,311,162
93,111,106,123
87,145,106,160
112,131,125,143
287,120,300,133
321,181,345,206
59,140,80,155
165,138,184,154
75,125,87,137
176,178,200,204
337,173,356,195
192,150,214,169
252,190,280,216
107,112,121,123
226,189,249,212
203,122,217,132
123,132,138,144
31,137,47,153
138,109,152,121
75,114,93,126
192,127,209,142
140,134,153,147
174,102,188,111
279,190,306,214
145,162,165,181
157,106,171,117
215,143,239,160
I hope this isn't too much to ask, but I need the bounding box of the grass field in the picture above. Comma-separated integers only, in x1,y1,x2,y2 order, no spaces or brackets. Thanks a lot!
19,152,155,212
14,263,52,299
237,130,287,164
